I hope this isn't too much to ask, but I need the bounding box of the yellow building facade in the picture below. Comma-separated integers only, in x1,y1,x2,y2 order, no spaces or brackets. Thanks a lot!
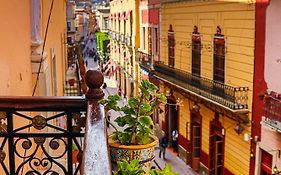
155,1,255,174
109,0,140,98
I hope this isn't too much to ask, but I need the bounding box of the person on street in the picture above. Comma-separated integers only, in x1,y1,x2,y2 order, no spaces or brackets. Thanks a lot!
159,136,168,160
172,129,178,153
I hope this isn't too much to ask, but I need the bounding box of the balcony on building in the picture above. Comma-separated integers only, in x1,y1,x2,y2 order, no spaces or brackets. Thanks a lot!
138,55,249,121
138,50,153,71
0,70,111,174
262,91,281,132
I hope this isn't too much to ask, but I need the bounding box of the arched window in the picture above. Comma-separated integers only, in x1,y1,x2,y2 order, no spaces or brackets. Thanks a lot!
192,26,201,76
168,25,175,67
213,26,225,83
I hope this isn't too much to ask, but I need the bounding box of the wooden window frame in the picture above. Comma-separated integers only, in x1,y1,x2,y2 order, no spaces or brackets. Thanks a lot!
191,26,201,76
213,26,226,83
168,25,175,68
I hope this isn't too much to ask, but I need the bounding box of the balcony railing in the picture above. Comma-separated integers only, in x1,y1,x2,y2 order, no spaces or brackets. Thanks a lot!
138,51,152,71
115,33,120,42
125,36,132,46
0,70,110,175
262,92,281,130
153,62,249,111
120,34,126,44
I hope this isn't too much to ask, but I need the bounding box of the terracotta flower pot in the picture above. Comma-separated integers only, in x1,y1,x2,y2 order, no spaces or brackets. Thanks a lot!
108,135,158,175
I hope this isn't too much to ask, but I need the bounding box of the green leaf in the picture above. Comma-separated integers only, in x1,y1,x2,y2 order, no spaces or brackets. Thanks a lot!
123,115,136,126
121,106,136,115
137,134,153,145
140,103,152,114
108,94,121,101
139,85,149,96
114,159,145,175
139,116,153,126
115,117,127,127
149,163,179,175
117,132,132,145
128,98,139,108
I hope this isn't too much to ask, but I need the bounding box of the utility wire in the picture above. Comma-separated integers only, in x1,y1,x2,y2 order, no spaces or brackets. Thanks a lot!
32,0,55,96
21,1,54,175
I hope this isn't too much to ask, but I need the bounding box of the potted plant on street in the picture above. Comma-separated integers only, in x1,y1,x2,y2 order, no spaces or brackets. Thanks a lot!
99,80,166,174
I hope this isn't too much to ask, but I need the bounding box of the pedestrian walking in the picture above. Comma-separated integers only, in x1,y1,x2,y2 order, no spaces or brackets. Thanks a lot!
172,129,178,153
159,136,168,160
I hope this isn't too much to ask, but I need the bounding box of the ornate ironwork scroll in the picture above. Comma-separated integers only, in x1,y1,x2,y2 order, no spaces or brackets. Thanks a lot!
0,111,85,175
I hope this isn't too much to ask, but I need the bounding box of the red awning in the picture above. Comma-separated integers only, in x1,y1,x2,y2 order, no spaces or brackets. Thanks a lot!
124,10,132,20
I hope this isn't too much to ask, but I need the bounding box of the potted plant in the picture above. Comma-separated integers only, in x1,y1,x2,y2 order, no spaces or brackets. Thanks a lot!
112,159,179,175
99,80,166,174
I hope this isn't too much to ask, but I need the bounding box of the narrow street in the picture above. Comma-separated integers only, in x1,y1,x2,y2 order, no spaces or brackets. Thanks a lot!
78,6,198,175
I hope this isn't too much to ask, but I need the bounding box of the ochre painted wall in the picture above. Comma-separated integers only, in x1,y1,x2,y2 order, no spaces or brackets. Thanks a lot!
160,1,255,109
160,2,255,174
0,1,32,95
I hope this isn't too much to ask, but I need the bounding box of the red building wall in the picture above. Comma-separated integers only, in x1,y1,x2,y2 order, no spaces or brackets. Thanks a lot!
250,0,270,174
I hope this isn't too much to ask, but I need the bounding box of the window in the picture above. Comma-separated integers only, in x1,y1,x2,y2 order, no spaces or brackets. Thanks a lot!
155,28,158,54
130,11,133,36
148,27,152,54
143,27,146,50
104,17,108,30
51,48,57,96
213,26,225,83
192,26,201,76
118,17,121,33
123,12,126,35
30,0,41,42
168,25,175,67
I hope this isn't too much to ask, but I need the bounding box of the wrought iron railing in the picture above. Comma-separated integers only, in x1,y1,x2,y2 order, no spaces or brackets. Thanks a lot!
125,36,132,46
138,51,152,71
263,92,281,128
153,62,249,110
0,70,110,175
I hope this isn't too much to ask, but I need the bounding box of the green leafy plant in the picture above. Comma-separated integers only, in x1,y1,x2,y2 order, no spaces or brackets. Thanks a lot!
150,164,179,175
112,159,178,175
99,80,166,145
112,159,145,175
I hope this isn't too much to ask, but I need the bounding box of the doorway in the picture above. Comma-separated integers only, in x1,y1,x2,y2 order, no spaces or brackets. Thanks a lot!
165,96,178,151
190,112,202,172
209,114,225,175
191,122,201,171
260,149,272,175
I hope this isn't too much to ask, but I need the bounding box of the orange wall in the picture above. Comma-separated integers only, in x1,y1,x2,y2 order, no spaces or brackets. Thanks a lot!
0,1,32,95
